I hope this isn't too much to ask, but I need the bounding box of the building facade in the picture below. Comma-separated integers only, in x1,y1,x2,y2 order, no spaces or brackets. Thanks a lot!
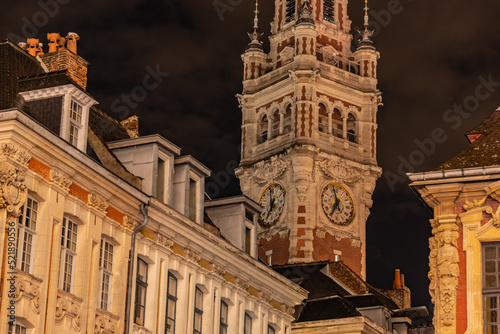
236,0,382,278
0,36,307,334
409,108,500,333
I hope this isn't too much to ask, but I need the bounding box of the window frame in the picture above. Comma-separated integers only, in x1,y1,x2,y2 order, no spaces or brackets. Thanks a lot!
323,0,335,23
193,287,203,334
165,272,177,334
99,238,114,311
268,325,276,334
220,300,228,334
17,196,38,273
8,322,27,334
244,312,252,334
59,216,78,293
68,99,83,147
483,243,500,333
134,258,148,326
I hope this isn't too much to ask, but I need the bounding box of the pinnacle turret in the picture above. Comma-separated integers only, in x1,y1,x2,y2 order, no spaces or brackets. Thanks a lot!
296,0,315,26
357,0,375,50
246,0,264,52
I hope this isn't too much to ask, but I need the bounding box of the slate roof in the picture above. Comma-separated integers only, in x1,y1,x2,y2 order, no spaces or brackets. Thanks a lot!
436,108,500,170
295,296,361,322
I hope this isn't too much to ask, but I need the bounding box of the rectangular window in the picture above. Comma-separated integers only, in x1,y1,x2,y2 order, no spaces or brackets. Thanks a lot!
59,217,78,293
189,178,197,222
483,243,500,333
68,99,83,147
18,196,38,273
244,313,252,334
193,287,203,334
8,323,27,334
268,325,275,334
220,301,228,334
99,239,114,311
157,158,166,202
245,227,252,255
70,99,83,124
323,0,335,23
285,0,296,23
165,273,177,334
135,258,148,326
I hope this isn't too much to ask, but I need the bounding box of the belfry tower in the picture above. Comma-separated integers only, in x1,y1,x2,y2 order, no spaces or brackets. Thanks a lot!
236,0,382,279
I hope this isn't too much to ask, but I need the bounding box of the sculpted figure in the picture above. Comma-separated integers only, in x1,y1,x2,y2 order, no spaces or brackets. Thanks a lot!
436,229,459,326
26,38,43,57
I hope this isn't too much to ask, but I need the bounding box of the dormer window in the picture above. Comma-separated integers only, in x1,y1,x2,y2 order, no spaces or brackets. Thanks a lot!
69,99,83,147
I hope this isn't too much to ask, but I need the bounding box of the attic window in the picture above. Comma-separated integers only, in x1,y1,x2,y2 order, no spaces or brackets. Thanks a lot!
323,0,335,23
285,0,296,23
69,99,83,147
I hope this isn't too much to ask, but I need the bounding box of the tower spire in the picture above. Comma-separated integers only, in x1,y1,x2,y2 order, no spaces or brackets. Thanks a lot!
247,0,264,52
357,0,375,50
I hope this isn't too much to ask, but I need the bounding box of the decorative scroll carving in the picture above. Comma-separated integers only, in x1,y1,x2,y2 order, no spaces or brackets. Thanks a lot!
155,232,173,249
95,312,118,334
55,294,82,332
319,157,360,183
13,276,41,314
436,228,459,327
124,216,138,229
252,156,287,184
209,262,226,277
428,236,438,304
463,197,500,227
258,291,272,303
50,170,72,190
235,277,249,290
0,162,28,217
1,143,31,166
281,303,295,316
185,249,201,263
88,194,109,213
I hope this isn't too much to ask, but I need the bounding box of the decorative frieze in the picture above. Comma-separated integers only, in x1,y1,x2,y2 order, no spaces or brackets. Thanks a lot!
0,143,31,166
124,216,139,229
258,291,272,304
185,249,201,263
155,232,174,249
50,170,72,190
281,303,295,316
235,277,249,290
252,156,288,184
88,193,109,213
319,157,360,184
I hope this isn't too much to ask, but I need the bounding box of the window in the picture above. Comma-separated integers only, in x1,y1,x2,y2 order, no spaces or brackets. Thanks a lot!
59,217,78,293
220,301,228,334
285,0,296,23
165,273,177,334
268,325,275,334
332,109,343,138
346,113,357,143
259,114,269,143
271,110,280,139
283,104,292,134
18,196,38,273
245,227,252,255
189,177,198,222
99,239,114,311
323,0,335,22
318,103,328,133
483,243,500,333
157,158,166,202
193,287,203,334
8,323,27,334
135,258,148,326
69,99,83,147
244,313,252,334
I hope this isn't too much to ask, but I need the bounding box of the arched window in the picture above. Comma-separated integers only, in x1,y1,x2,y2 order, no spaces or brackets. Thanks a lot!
259,114,268,143
347,113,357,143
283,104,292,134
271,109,280,139
332,108,343,138
318,103,328,133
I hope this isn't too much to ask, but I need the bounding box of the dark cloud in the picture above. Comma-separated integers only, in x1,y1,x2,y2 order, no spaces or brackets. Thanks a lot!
2,0,499,309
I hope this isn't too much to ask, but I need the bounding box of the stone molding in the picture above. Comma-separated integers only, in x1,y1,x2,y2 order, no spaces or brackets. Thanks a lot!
1,143,31,166
185,249,201,263
88,194,109,213
209,262,226,277
235,277,249,290
155,232,174,249
258,291,272,304
124,216,139,230
281,303,295,316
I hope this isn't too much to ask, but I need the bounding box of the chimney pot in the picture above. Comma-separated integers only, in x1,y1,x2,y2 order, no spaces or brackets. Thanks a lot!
393,269,401,289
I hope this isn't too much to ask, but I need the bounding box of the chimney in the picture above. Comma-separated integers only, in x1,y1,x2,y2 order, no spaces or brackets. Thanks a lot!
393,269,401,289
387,269,411,309
25,38,44,57
37,32,89,89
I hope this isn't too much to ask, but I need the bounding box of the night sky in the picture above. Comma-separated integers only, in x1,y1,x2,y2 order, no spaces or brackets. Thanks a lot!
3,0,500,310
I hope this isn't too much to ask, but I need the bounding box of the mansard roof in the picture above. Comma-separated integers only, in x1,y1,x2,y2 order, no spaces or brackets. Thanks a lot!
436,108,500,170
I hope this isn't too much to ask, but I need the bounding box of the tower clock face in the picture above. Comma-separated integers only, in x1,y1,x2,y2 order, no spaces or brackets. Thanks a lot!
258,184,285,227
321,183,355,226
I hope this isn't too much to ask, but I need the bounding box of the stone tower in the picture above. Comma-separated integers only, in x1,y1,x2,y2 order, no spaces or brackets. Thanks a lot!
236,0,382,279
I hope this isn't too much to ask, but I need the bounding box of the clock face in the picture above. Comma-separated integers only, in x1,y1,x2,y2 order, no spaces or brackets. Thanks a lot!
258,184,285,227
321,183,355,226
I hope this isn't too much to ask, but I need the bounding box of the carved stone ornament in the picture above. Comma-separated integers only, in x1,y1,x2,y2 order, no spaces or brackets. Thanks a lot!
252,156,287,184
88,194,109,213
428,235,438,304
463,196,500,227
50,170,72,190
155,232,174,249
258,291,272,304
95,313,118,334
350,238,361,248
185,249,201,263
435,227,460,327
281,303,295,316
235,277,249,290
13,277,41,314
259,227,288,241
55,294,82,332
209,262,226,277
124,216,139,229
1,143,31,166
315,229,327,238
0,162,28,218
319,157,360,183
